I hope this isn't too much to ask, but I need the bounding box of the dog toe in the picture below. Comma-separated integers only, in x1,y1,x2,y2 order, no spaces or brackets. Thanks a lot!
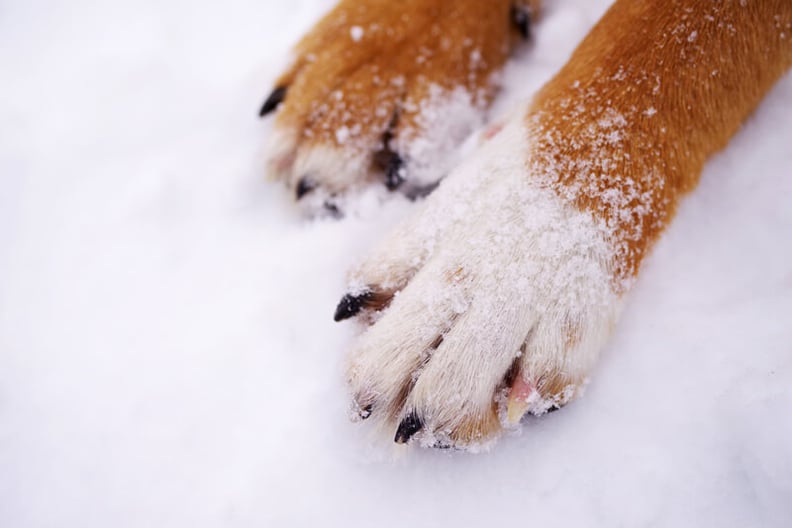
395,291,533,448
505,311,617,423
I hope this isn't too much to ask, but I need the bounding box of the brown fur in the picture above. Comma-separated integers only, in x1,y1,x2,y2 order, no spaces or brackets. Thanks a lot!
529,0,792,284
269,0,523,187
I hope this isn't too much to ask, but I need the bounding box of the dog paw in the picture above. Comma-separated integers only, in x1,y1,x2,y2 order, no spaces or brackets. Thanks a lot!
337,115,623,450
260,0,538,211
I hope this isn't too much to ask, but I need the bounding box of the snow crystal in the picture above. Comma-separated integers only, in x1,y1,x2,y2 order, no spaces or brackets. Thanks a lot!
349,25,364,42
335,125,350,144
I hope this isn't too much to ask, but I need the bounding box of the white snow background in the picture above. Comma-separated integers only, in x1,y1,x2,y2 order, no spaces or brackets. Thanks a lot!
1,0,791,526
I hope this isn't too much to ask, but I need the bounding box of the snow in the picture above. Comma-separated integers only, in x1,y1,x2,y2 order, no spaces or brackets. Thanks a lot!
1,0,791,527
396,84,488,186
349,25,364,42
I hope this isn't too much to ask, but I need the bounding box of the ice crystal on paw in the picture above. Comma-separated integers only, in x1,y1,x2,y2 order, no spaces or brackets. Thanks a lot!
395,84,488,187
350,25,364,42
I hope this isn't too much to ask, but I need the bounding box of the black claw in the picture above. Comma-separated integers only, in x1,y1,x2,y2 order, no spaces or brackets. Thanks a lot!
384,152,405,191
259,86,287,117
511,5,532,40
334,291,374,322
404,180,440,201
295,177,316,200
323,200,343,219
359,404,373,420
373,112,406,191
394,412,423,444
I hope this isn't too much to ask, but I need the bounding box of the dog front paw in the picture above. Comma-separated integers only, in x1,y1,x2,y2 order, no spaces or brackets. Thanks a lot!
260,0,531,211
337,116,622,449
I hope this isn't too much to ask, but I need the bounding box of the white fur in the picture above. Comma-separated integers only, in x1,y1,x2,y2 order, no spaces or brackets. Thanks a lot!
345,114,623,446
265,126,374,212
292,142,371,193
262,126,298,182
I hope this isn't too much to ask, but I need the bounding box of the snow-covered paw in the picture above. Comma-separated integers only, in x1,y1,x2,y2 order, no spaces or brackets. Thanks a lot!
337,116,623,450
259,0,534,212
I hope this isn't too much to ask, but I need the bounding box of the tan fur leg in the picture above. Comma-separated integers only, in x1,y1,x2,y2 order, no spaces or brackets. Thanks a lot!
530,0,792,285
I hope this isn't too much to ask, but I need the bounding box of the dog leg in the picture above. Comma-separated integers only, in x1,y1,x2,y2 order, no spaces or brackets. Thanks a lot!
340,0,792,449
260,0,536,212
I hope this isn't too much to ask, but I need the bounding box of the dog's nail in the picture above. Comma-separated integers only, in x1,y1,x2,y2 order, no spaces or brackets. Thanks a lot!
511,5,531,40
384,152,405,191
359,404,373,420
506,375,534,425
405,180,440,201
323,200,343,218
506,398,530,425
334,291,374,322
295,177,316,200
259,86,287,117
394,412,423,444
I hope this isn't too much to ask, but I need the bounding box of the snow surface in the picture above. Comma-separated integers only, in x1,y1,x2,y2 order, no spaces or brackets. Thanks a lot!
1,0,791,526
